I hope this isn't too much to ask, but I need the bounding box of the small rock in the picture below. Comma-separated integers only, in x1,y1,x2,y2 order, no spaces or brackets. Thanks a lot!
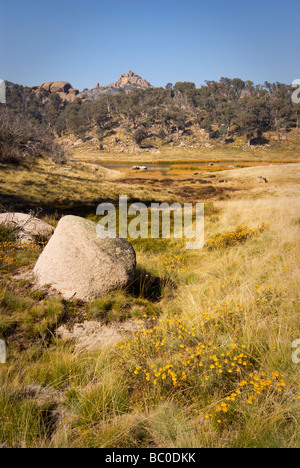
257,177,268,183
132,166,148,171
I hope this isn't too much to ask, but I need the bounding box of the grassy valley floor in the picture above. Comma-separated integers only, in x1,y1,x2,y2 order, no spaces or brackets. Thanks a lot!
0,158,299,448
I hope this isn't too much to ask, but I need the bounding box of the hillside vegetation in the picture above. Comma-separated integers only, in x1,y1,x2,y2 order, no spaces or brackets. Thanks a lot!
3,78,300,159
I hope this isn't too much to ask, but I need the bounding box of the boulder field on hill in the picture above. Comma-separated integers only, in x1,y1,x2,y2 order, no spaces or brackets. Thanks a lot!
30,71,151,102
33,215,136,302
30,81,84,102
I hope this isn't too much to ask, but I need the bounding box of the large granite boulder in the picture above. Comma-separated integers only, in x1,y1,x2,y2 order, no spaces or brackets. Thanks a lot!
41,82,52,92
50,81,73,94
35,81,82,102
33,216,136,302
68,88,79,96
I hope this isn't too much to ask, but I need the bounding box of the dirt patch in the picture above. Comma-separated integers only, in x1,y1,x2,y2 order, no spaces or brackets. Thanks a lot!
173,185,238,202
159,178,175,186
118,178,154,185
117,176,239,201
57,319,144,352
174,185,216,199
119,177,218,188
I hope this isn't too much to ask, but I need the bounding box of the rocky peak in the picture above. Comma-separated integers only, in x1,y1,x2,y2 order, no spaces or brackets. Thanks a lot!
114,71,151,89
83,71,152,101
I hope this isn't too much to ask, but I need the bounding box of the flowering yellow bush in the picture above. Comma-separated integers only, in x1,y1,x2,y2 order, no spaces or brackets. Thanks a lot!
160,255,186,274
0,242,19,273
0,241,46,273
115,288,289,426
207,224,268,250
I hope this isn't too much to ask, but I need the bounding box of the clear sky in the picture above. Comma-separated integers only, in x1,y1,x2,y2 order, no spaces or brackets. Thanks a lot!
0,0,299,91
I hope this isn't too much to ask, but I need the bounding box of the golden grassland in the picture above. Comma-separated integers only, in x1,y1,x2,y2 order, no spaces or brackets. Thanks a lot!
0,159,174,211
71,148,300,165
0,159,299,448
66,127,300,164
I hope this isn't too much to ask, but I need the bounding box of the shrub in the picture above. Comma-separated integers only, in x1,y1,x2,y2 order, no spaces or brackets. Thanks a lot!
51,142,71,165
0,222,17,243
206,224,268,250
133,127,148,147
0,108,69,165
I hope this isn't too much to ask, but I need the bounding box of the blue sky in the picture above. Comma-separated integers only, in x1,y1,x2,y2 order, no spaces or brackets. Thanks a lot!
0,0,299,91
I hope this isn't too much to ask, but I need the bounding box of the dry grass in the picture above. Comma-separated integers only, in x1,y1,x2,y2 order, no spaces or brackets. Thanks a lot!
0,160,174,211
